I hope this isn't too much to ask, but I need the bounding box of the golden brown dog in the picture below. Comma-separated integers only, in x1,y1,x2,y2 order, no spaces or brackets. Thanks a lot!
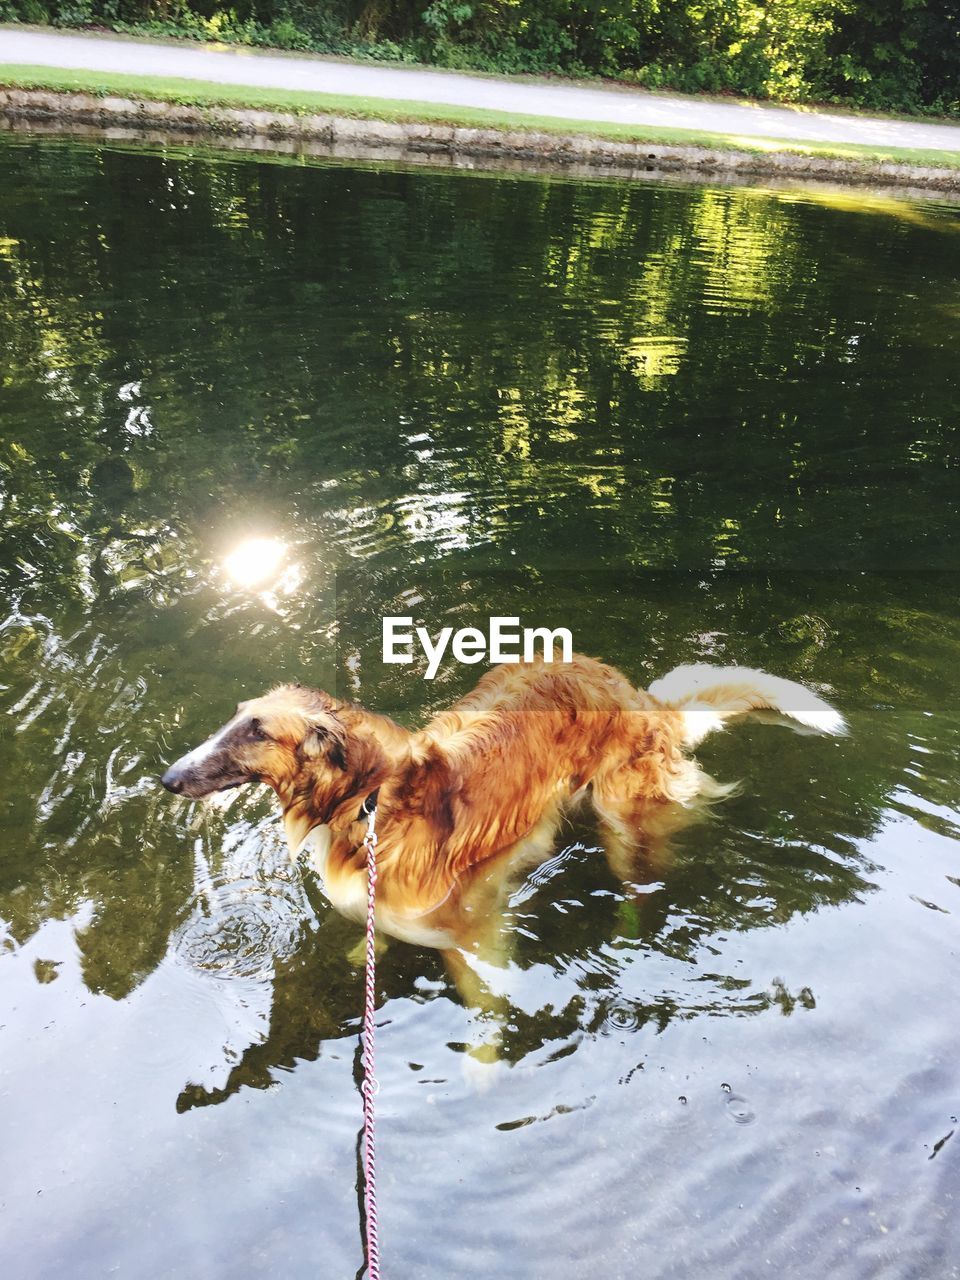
161,655,844,949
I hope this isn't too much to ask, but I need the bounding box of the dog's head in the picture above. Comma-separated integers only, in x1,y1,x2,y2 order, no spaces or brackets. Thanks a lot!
160,684,355,803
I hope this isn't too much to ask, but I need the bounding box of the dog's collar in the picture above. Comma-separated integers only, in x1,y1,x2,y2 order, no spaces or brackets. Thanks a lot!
357,788,379,822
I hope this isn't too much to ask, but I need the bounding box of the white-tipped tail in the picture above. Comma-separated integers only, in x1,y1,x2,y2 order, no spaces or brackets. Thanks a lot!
648,663,846,747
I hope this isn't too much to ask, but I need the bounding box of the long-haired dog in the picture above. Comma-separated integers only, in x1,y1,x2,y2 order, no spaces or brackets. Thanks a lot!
161,655,844,951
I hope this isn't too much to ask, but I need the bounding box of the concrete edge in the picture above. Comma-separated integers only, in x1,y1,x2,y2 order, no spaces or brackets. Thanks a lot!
2,87,960,193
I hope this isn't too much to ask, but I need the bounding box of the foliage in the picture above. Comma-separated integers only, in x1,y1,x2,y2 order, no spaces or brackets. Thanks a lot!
2,0,958,115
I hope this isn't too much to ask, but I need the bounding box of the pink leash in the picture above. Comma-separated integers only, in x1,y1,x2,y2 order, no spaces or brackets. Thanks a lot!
360,804,382,1279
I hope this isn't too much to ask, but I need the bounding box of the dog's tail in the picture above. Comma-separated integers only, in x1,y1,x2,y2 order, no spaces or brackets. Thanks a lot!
647,664,846,748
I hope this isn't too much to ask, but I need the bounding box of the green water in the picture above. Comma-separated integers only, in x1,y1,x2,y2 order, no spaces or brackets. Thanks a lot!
1,134,959,1278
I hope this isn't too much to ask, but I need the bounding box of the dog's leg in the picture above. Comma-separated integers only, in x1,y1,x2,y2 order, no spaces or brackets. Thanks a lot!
346,932,389,967
590,771,706,883
590,736,728,870
443,945,509,1039
442,942,511,1087
437,831,555,1085
592,796,674,881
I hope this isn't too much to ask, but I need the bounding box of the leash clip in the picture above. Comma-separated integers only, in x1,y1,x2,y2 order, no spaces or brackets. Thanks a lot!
363,803,378,849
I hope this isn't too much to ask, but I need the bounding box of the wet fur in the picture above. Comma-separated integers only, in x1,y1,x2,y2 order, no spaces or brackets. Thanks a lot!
162,654,844,941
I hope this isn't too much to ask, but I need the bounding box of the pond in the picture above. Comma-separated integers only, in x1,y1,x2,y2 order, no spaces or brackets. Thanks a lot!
1,133,959,1279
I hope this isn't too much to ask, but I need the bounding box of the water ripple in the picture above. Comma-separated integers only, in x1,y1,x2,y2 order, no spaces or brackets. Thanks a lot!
171,823,311,983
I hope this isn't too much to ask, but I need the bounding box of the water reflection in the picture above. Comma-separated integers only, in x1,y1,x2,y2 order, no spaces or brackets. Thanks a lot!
169,787,878,1114
2,135,960,1277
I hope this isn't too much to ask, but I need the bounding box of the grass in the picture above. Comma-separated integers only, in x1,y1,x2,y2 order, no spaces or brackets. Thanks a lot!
1,62,959,172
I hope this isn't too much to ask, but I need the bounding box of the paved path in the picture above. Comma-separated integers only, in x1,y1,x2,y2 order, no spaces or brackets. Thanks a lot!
3,25,960,152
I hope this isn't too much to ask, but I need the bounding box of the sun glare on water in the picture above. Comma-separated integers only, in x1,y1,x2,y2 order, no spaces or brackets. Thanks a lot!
223,537,287,588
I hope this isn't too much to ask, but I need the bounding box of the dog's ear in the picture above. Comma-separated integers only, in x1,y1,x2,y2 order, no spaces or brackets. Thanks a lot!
302,721,347,770
301,725,326,759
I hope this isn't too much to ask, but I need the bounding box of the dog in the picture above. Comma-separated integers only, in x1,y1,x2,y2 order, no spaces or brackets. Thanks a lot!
161,655,845,951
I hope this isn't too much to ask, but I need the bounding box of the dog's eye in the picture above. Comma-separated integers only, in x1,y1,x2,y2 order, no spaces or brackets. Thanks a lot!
249,718,269,741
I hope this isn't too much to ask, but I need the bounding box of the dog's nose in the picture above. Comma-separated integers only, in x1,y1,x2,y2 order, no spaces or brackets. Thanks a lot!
160,769,184,794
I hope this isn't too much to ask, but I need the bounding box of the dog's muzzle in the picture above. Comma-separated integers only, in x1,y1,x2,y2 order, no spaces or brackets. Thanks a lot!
160,717,260,798
159,755,244,798
160,766,187,794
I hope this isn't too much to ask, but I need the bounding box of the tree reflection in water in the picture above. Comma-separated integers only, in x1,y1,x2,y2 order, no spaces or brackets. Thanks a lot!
1,136,958,1118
